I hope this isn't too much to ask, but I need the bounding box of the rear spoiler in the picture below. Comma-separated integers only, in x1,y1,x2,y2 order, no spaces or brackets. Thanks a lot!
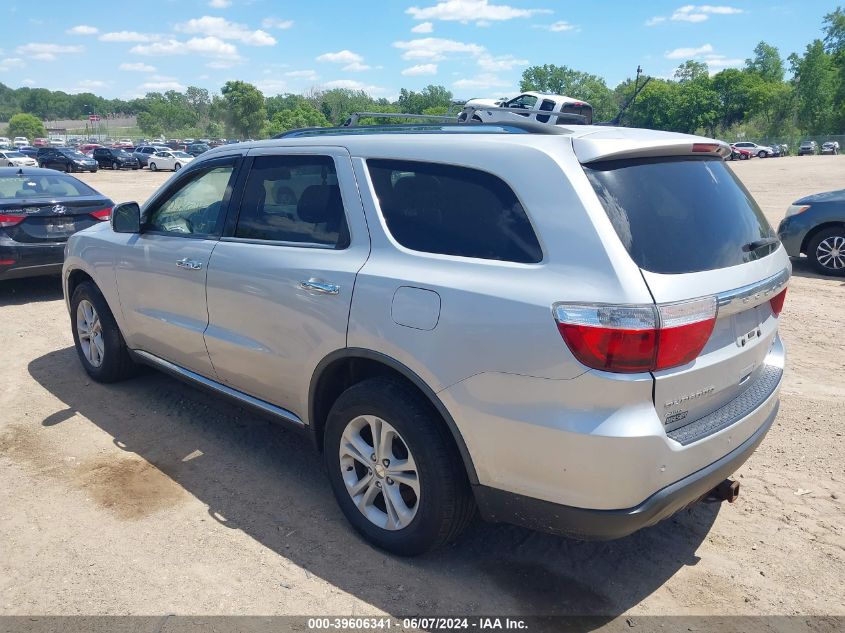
573,132,730,163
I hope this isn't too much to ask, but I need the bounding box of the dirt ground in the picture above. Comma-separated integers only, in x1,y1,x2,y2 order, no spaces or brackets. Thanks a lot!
0,157,842,623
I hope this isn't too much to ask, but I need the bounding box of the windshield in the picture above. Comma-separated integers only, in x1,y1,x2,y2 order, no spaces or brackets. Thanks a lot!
584,156,777,274
4,152,25,158
62,150,87,159
114,150,130,157
0,174,99,199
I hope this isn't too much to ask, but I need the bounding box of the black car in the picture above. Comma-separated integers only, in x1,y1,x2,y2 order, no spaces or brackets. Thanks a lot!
91,147,140,170
778,189,845,276
36,147,98,173
0,167,113,280
186,143,210,157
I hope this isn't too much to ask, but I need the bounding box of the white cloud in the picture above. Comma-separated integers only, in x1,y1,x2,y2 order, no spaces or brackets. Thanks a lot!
255,79,288,94
132,36,241,60
665,43,713,59
16,43,84,61
317,50,370,72
176,16,276,46
648,5,743,26
453,72,511,90
478,53,527,71
702,54,744,70
140,81,186,91
67,25,98,35
534,20,576,32
402,63,438,76
411,21,434,33
77,79,109,90
21,78,36,86
0,57,26,71
99,31,158,42
407,0,551,25
209,0,231,7
262,17,294,30
392,37,485,61
317,50,364,64
119,62,157,72
285,69,319,81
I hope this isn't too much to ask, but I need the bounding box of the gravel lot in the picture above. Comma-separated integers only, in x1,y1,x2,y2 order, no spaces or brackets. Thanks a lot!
0,157,842,621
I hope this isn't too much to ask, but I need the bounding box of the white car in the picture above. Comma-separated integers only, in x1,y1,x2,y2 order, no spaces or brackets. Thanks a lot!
0,150,38,167
147,150,194,172
461,92,594,126
0,137,10,148
732,142,774,158
49,137,66,147
13,137,29,148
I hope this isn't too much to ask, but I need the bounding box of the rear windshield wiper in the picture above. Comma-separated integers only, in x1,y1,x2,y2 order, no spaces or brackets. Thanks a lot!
742,237,780,252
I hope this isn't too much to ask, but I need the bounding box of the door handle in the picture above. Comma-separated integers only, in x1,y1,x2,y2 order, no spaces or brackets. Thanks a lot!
299,280,340,295
176,258,203,270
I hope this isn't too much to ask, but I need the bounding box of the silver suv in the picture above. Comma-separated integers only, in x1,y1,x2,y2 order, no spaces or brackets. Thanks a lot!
63,123,789,555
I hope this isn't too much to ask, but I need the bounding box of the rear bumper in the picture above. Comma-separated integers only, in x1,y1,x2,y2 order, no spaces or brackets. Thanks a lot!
0,240,65,280
474,402,776,539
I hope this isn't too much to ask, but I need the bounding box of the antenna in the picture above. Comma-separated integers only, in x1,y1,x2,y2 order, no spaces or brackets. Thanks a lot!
601,65,650,127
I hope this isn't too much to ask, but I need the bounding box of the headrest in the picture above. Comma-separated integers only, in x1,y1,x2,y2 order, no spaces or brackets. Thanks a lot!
297,185,343,224
16,189,37,198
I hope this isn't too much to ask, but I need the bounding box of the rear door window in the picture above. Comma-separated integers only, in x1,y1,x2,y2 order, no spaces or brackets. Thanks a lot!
367,159,542,263
583,156,777,274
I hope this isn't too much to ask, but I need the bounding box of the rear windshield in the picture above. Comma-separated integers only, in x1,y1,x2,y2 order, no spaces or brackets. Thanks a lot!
0,174,99,199
584,157,776,274
560,103,593,125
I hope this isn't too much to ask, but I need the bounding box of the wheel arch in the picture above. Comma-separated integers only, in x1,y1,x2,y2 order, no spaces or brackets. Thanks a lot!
800,221,845,255
309,348,479,485
65,267,96,310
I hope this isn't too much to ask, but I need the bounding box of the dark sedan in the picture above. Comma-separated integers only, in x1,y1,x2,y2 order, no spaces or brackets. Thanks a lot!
91,147,140,170
778,189,845,276
186,143,210,157
37,147,98,173
0,167,113,280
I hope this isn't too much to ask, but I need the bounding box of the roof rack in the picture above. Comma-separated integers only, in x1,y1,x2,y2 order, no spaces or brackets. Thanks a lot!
342,112,455,127
276,120,575,139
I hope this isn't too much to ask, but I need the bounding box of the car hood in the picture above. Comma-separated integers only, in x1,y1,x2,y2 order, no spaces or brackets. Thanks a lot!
794,189,845,204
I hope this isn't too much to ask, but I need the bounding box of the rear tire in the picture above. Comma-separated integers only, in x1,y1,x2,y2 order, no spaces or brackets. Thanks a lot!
324,378,475,556
174,162,181,171
807,227,845,277
70,281,138,383
758,150,766,158
740,153,748,160
112,161,120,170
149,162,157,172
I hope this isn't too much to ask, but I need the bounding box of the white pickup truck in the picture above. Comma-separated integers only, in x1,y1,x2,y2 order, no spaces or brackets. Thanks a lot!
460,91,593,126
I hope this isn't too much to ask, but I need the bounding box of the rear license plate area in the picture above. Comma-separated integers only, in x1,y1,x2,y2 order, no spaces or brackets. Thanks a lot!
46,219,75,234
733,306,763,348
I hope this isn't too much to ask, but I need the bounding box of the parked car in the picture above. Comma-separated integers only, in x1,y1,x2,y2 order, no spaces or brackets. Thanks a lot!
17,146,39,160
728,144,752,160
461,93,595,126
186,143,210,157
37,147,98,173
147,150,194,172
13,137,29,148
32,138,49,147
798,140,818,155
778,190,845,276
732,141,775,158
0,149,38,167
133,145,171,167
0,167,113,280
820,141,840,155
49,137,66,147
63,125,789,555
91,147,140,170
0,137,10,148
768,144,782,157
78,143,103,154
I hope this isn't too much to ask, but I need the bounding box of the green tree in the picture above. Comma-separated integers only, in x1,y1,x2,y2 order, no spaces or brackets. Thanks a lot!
520,64,616,120
397,85,453,113
674,60,710,83
137,111,163,137
263,104,329,136
221,81,266,138
7,113,46,140
745,42,785,83
791,40,838,133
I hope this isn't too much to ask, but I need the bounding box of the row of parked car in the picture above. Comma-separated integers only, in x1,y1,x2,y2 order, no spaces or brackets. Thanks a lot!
726,140,841,160
1,145,197,173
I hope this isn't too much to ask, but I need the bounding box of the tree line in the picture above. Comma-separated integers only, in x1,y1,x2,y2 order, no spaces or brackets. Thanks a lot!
3,8,845,142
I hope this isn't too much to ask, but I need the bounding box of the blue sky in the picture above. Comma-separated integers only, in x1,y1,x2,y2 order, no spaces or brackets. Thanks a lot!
0,0,841,102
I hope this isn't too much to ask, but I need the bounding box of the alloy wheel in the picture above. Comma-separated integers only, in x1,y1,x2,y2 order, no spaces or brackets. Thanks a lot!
76,299,105,367
816,235,845,271
338,415,420,530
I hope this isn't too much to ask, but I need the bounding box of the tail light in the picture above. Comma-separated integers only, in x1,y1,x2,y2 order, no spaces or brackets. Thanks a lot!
769,288,787,317
89,207,112,221
0,214,26,228
554,296,717,374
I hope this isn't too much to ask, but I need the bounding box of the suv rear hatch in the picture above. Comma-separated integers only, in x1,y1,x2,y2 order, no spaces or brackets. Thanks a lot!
572,130,789,438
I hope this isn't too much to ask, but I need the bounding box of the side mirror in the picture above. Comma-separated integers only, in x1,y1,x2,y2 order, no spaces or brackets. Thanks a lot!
111,201,141,234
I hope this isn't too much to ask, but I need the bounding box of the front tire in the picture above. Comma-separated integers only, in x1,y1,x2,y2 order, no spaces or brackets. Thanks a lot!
324,378,475,556
758,150,766,158
70,281,138,382
807,227,845,276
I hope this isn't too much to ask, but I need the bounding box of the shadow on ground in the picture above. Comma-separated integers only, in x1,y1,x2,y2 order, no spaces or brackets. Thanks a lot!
28,347,719,625
788,256,845,283
0,275,63,306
